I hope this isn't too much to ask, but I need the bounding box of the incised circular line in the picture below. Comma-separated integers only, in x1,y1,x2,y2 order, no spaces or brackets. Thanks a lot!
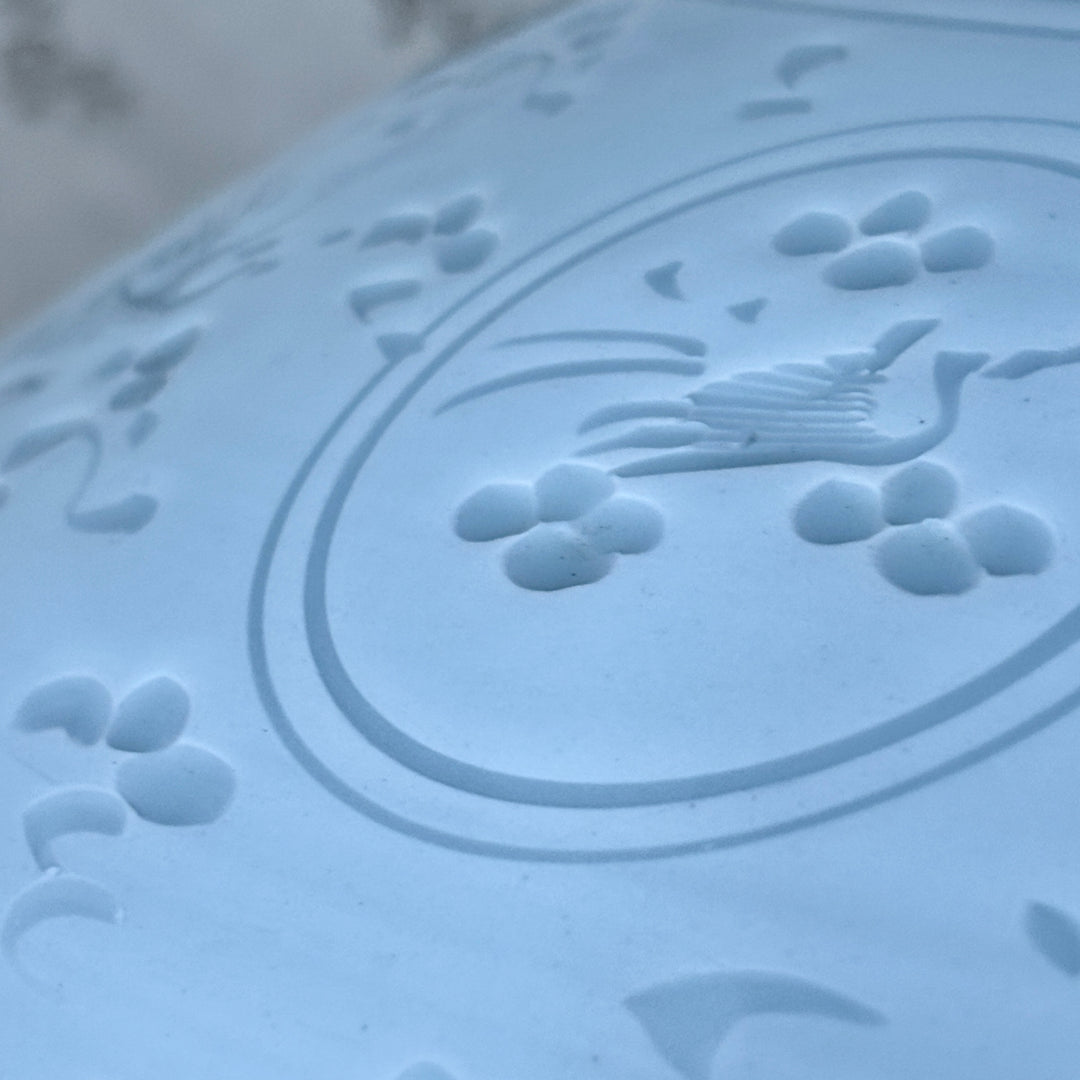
305,144,1080,808
250,116,1080,857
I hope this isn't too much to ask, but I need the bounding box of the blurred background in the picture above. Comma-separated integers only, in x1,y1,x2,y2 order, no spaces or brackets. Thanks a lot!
0,0,561,333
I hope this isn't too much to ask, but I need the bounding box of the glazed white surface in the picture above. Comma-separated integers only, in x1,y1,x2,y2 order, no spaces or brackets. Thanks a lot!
4,1,1080,1076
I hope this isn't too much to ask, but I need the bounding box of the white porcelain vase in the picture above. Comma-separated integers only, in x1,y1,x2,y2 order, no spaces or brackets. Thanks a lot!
4,2,1080,1076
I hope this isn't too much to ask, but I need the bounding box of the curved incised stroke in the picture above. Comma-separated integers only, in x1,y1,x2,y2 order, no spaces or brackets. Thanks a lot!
627,970,885,1080
434,357,706,415
497,329,708,356
23,789,127,871
2,874,121,982
2,420,157,533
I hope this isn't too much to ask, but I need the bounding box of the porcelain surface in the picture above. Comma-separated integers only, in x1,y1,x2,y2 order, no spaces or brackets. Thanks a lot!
4,1,1080,1076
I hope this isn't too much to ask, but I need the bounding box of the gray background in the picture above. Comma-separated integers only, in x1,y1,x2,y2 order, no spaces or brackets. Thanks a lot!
0,0,557,333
